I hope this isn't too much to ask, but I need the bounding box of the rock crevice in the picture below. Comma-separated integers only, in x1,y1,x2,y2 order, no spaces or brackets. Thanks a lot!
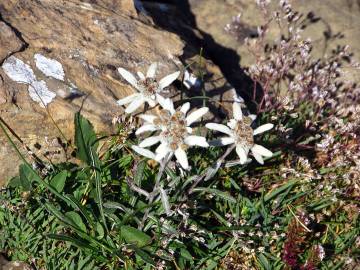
0,13,28,64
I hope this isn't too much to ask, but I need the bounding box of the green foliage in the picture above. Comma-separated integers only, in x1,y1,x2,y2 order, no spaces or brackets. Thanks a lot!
0,111,359,269
121,226,152,248
50,170,68,193
18,164,33,191
74,112,99,165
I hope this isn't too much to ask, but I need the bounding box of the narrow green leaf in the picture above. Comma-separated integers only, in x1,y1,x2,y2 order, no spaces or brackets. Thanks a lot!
96,222,105,239
74,113,107,233
83,260,96,270
121,226,152,247
180,248,193,262
90,145,108,233
264,180,297,202
7,176,22,188
65,195,95,229
50,170,67,193
74,112,98,165
134,160,146,185
103,201,124,210
134,247,155,265
19,164,33,191
45,203,74,228
119,155,133,168
47,233,94,251
78,255,93,270
65,211,87,232
258,254,272,270
210,209,229,226
45,203,115,253
192,188,236,203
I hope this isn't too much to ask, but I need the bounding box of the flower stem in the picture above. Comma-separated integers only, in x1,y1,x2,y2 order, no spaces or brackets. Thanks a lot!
187,144,235,195
126,177,150,198
139,153,173,229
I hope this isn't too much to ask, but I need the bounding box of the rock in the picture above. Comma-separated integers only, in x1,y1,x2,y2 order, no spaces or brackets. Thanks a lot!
0,254,8,267
2,261,31,270
0,77,7,104
187,0,360,79
0,0,185,183
142,0,360,110
141,1,256,109
0,21,24,63
0,255,31,270
6,0,355,183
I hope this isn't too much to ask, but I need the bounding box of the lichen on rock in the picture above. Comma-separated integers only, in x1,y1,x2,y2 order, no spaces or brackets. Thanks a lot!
34,53,65,81
2,56,36,84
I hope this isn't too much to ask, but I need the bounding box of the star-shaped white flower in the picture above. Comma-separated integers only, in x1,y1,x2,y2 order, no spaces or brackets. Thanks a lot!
132,96,209,169
117,63,180,114
206,102,274,165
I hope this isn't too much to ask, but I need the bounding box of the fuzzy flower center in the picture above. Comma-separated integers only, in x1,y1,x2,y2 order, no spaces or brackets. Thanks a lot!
233,117,254,148
138,77,159,97
154,110,189,151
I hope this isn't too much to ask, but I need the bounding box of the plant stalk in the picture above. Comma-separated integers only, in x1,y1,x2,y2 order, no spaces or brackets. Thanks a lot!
187,145,235,195
139,153,172,229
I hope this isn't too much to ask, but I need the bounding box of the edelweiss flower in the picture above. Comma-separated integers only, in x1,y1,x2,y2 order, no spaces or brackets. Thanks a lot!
206,102,273,164
117,63,180,113
132,96,209,169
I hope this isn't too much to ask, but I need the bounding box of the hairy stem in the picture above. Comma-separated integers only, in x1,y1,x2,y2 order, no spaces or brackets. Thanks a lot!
187,144,235,195
126,177,150,198
139,153,173,229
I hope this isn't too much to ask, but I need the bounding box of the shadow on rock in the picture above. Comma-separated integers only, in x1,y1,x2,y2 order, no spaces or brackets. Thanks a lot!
141,0,262,112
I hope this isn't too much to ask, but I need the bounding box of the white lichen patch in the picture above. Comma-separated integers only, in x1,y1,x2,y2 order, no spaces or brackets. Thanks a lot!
2,56,36,84
28,80,56,108
34,53,65,81
2,56,56,107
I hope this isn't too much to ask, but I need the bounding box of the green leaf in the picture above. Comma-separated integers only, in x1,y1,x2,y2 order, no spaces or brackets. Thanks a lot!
119,155,133,168
45,204,115,254
7,176,22,188
103,201,124,210
120,226,152,247
192,188,236,203
50,170,67,192
180,248,193,262
74,113,107,233
65,211,87,232
45,203,77,229
74,112,98,165
96,222,105,239
204,260,217,270
264,180,297,202
92,151,108,234
83,261,96,270
19,164,34,191
47,233,94,251
258,254,272,270
134,247,155,266
77,255,93,270
65,195,95,229
134,160,146,185
210,209,229,226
